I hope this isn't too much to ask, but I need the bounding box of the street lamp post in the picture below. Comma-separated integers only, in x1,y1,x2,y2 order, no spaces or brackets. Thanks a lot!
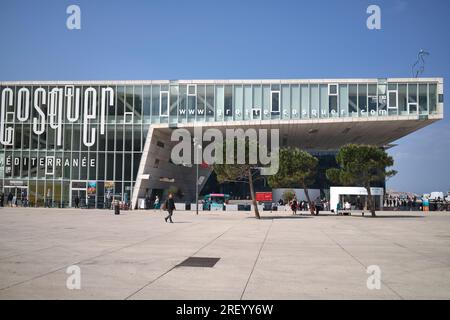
193,139,202,215
196,159,199,215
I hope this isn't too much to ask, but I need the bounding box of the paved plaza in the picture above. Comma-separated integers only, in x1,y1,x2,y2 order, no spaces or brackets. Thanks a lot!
0,207,450,300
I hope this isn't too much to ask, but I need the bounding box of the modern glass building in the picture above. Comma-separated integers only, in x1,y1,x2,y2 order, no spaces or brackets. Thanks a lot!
0,78,444,208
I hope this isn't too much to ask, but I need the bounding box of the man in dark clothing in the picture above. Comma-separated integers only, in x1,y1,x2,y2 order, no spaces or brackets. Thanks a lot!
21,190,27,207
74,195,80,208
315,202,320,215
0,192,4,207
7,192,13,207
164,193,176,223
290,197,298,215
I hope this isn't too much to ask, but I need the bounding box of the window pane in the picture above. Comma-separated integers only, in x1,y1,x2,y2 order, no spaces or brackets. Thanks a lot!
243,85,252,120
398,84,407,114
358,84,367,115
329,96,338,114
329,84,337,95
205,85,214,118
178,85,187,120
389,92,397,107
320,84,328,117
419,84,428,113
160,91,168,116
368,84,377,115
291,85,300,118
429,84,437,113
408,84,418,113
234,85,243,120
408,84,417,103
301,84,309,118
215,85,224,120
339,84,348,116
143,86,151,122
310,85,319,118
117,86,125,122
170,85,178,117
262,85,270,120
151,85,160,118
271,91,280,112
281,85,290,119
349,84,357,114
224,85,233,118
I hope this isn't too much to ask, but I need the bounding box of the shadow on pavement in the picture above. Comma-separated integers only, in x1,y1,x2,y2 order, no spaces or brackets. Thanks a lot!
258,216,314,220
357,215,425,219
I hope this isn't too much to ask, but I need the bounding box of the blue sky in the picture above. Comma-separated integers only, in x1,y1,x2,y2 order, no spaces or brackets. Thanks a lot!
1,0,449,194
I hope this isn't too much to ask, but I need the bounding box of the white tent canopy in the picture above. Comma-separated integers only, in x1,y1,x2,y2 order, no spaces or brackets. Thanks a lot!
330,187,384,213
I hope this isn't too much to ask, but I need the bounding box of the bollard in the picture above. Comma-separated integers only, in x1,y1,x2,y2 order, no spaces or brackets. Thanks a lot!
114,201,120,215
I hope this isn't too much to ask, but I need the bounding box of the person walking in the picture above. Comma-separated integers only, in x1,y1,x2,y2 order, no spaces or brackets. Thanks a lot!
21,189,27,207
46,188,52,208
154,195,160,209
315,200,321,215
164,193,176,223
290,197,298,215
106,191,112,209
0,192,4,207
310,201,315,215
7,192,13,207
74,195,80,208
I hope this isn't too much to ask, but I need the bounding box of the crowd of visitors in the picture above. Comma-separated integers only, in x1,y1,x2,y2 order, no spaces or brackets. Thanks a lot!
277,197,329,215
0,190,28,207
384,195,420,210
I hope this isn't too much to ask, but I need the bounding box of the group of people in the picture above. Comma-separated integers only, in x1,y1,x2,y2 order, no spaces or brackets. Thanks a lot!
280,197,328,215
384,195,419,210
143,194,161,210
0,191,28,207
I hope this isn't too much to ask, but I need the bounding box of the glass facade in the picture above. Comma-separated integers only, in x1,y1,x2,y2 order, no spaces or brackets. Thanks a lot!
0,79,443,207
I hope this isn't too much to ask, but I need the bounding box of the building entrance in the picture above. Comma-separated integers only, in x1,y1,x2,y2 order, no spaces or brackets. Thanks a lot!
71,181,87,208
3,186,28,207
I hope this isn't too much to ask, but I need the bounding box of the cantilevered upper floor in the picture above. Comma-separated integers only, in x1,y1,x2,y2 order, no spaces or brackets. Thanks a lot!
0,78,444,127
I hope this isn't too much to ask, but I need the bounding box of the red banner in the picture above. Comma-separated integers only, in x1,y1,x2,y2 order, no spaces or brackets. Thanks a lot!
256,192,273,202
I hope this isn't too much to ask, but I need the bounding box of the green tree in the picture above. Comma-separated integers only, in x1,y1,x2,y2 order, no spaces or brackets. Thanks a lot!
326,144,397,217
281,189,296,204
213,139,264,219
268,148,318,214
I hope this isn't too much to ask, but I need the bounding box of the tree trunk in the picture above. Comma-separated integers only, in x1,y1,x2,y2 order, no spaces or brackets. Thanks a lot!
366,186,376,217
248,168,260,219
302,181,315,215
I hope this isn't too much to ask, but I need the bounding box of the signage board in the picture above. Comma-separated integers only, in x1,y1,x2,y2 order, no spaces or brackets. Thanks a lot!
256,192,273,202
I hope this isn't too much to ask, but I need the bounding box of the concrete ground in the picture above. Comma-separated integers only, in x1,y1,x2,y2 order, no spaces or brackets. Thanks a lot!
0,207,450,300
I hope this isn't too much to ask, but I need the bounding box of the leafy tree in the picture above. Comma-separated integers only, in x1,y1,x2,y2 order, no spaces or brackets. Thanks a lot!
268,148,318,214
326,144,397,217
281,189,296,204
213,139,265,219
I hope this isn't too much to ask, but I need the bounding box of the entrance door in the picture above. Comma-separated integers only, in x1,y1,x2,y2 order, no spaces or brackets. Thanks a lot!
71,189,87,208
4,186,28,207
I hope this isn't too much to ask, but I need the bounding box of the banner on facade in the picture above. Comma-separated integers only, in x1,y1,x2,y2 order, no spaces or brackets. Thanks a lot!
87,181,97,196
